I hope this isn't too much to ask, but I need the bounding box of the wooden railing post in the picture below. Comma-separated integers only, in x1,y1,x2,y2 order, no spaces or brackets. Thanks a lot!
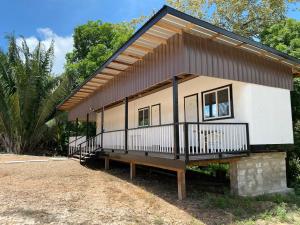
86,113,89,141
184,123,189,163
124,97,128,153
79,143,82,164
172,76,179,159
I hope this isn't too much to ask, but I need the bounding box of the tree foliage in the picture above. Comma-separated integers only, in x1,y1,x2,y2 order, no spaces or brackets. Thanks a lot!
0,36,71,153
261,18,300,59
65,21,134,84
166,0,296,38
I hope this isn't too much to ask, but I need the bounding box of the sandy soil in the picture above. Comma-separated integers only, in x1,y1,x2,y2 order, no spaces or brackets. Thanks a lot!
0,155,207,225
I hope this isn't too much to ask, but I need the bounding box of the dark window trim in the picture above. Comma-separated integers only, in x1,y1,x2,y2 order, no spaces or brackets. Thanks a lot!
151,103,161,126
138,106,150,127
184,93,199,123
201,84,234,121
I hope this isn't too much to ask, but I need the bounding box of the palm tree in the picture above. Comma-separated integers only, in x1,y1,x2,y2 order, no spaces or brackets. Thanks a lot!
0,36,71,154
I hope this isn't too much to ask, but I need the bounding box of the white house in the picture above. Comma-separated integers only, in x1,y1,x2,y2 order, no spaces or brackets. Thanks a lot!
58,5,300,200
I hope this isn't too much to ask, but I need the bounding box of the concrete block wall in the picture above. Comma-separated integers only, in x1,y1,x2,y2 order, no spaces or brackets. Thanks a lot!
230,152,288,196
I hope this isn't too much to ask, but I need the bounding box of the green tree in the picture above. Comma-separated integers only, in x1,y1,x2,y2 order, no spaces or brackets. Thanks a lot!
261,18,300,59
0,36,71,154
166,0,297,38
65,21,134,84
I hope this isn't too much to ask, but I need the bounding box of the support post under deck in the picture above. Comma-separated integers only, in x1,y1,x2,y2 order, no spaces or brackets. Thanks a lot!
177,169,186,200
105,157,110,170
130,162,136,180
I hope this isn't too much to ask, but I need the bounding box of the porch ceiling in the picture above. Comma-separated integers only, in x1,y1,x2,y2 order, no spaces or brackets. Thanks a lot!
58,5,300,111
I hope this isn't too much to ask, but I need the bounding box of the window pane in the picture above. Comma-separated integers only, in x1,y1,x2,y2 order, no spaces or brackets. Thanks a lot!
138,110,144,126
204,92,216,118
144,108,149,126
218,89,230,117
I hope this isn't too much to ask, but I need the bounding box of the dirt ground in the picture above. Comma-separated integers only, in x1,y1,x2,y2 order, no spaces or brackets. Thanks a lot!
1,154,300,225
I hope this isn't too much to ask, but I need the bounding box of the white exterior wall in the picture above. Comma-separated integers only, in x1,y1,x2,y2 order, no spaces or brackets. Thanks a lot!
96,76,294,145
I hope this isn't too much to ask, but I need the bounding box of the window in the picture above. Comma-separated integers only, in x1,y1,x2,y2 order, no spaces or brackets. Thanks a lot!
138,107,150,127
202,85,233,121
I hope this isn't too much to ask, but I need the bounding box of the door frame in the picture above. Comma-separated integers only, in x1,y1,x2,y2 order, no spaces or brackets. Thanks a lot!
151,103,161,126
184,93,200,153
184,93,199,123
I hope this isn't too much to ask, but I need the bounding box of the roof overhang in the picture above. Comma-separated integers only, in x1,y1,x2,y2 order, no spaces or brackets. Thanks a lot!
57,5,300,111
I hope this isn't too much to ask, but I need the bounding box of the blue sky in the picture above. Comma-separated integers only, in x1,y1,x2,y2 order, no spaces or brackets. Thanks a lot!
0,0,299,74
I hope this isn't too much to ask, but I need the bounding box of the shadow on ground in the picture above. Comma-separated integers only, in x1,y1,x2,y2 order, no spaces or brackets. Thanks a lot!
82,157,300,225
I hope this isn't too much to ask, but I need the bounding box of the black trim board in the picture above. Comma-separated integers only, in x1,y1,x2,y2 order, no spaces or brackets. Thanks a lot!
57,5,300,109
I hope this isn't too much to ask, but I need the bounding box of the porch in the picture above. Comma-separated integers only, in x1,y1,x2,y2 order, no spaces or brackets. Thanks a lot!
69,122,249,162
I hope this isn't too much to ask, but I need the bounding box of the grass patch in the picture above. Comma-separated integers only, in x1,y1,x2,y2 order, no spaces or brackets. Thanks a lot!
190,190,300,224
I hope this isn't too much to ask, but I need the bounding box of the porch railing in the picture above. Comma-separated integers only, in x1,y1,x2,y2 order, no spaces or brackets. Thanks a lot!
79,132,102,157
69,122,249,160
68,136,86,156
103,129,125,150
179,123,249,156
128,124,174,153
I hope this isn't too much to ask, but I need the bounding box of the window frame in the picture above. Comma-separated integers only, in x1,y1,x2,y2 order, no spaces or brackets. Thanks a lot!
138,106,150,127
201,84,234,121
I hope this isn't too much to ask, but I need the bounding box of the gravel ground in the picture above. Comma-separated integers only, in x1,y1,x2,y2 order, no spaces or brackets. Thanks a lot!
2,154,297,225
0,155,208,225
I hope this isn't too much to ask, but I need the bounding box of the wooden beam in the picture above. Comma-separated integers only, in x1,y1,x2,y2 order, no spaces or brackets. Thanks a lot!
90,78,106,84
106,66,125,72
78,90,93,93
86,82,102,87
70,96,84,99
119,53,142,60
102,68,120,75
81,86,98,90
112,60,133,67
154,21,182,34
129,44,153,53
210,33,221,40
123,49,145,58
109,61,130,69
83,85,98,89
96,73,116,79
235,42,245,48
140,33,167,44
74,93,89,97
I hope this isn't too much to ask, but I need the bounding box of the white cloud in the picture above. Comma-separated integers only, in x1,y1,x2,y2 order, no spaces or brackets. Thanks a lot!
16,28,73,75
